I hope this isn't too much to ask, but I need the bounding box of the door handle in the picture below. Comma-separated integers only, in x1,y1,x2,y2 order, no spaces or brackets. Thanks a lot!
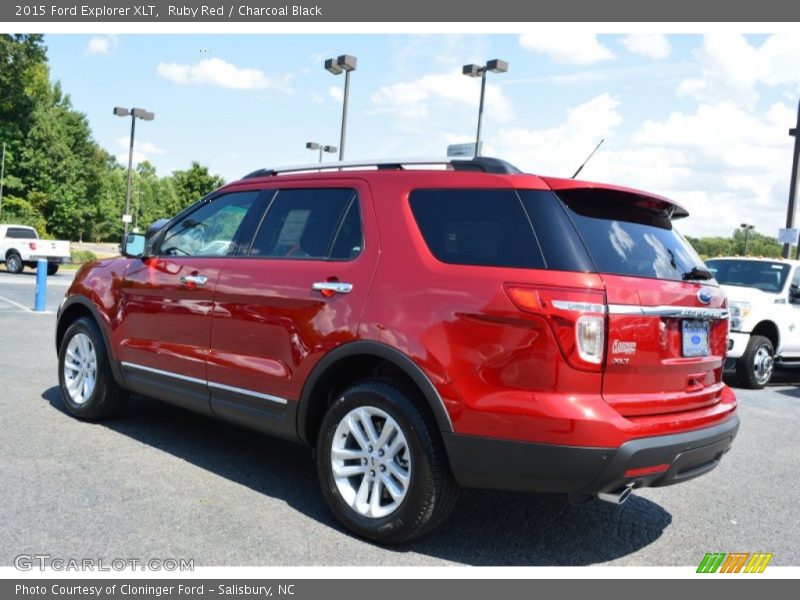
312,281,353,295
180,274,208,287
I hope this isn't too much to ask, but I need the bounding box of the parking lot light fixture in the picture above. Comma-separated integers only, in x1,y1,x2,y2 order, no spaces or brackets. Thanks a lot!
114,106,155,239
325,55,357,161
462,59,509,158
306,142,338,163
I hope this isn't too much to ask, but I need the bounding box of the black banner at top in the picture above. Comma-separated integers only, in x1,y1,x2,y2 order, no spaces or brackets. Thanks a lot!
3,0,800,22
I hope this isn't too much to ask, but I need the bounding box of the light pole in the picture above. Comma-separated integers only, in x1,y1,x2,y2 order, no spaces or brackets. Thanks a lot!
462,59,508,158
306,142,338,163
325,55,357,161
785,100,800,259
114,106,154,239
741,223,755,255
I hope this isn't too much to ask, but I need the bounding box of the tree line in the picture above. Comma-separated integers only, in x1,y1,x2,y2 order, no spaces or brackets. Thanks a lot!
0,34,224,242
686,228,794,259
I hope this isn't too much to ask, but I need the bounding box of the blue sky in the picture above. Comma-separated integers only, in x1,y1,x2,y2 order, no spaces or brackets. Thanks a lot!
44,33,800,238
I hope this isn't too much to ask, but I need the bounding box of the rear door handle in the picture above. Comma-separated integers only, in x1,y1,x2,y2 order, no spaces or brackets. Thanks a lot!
181,274,208,287
312,281,353,295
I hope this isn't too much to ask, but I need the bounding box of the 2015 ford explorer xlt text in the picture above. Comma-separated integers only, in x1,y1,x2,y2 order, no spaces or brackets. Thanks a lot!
55,157,739,543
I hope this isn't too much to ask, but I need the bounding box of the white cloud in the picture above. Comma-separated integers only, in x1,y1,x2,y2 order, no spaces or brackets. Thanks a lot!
86,36,117,55
493,93,622,176
620,101,793,236
370,69,512,123
115,137,165,167
677,34,800,105
519,33,614,66
328,85,344,103
621,34,671,60
485,90,794,237
156,58,292,92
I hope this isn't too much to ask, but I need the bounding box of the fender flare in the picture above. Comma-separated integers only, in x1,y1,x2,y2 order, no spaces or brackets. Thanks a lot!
296,340,454,445
56,295,126,387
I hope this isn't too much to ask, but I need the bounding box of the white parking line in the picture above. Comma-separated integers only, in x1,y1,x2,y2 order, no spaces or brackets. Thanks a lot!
0,295,52,314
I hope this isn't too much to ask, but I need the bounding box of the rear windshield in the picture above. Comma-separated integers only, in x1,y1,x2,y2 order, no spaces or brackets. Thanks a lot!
705,259,790,292
558,189,706,282
4,227,37,239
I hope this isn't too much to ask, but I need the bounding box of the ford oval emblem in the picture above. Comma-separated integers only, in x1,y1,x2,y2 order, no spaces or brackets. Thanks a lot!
697,288,713,305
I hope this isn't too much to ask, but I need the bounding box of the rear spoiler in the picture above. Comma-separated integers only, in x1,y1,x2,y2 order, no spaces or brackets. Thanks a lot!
541,176,689,220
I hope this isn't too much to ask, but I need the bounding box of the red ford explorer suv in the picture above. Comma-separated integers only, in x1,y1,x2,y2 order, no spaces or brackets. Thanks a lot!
56,157,738,543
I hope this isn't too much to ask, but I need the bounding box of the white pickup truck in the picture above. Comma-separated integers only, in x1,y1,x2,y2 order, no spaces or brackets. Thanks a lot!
705,256,800,388
0,224,71,275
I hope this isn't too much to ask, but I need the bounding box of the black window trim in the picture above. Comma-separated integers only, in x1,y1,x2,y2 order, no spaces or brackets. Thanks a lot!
242,187,364,263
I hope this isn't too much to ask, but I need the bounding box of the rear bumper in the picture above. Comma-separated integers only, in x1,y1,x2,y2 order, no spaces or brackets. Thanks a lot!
443,414,739,494
28,256,70,264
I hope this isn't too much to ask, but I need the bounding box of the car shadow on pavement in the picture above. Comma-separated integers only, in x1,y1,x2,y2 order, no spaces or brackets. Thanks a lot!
41,386,672,566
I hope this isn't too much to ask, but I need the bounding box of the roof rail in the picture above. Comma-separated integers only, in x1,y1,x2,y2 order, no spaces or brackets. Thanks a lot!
242,156,522,179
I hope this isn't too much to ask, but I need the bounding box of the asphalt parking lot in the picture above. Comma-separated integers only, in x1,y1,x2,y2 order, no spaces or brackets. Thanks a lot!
0,269,798,566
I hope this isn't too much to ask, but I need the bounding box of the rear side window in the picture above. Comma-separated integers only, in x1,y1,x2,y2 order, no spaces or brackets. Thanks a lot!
409,190,545,269
558,189,705,281
249,188,360,260
5,227,37,239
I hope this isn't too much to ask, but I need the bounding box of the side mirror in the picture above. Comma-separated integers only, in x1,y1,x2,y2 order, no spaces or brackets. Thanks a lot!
121,232,146,258
790,285,800,303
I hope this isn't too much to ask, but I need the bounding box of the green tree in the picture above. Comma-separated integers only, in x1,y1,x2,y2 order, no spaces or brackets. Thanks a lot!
171,161,225,209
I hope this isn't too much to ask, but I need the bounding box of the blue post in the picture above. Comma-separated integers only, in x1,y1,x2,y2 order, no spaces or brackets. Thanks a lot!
35,258,47,312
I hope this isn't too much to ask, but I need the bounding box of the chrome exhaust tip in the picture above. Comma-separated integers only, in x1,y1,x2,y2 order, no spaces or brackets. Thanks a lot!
597,484,634,505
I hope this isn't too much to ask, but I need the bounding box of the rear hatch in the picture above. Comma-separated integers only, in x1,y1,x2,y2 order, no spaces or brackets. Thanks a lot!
544,179,728,417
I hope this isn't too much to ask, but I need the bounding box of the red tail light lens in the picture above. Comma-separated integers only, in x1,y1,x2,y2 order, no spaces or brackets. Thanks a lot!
29,242,37,250
505,284,607,371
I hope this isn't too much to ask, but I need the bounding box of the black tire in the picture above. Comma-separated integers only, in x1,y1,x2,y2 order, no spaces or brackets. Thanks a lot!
316,379,459,544
47,263,59,276
58,316,128,420
735,335,775,389
5,252,23,274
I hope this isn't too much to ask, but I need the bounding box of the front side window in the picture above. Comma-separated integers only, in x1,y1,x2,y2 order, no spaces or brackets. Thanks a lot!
159,191,261,257
249,188,360,260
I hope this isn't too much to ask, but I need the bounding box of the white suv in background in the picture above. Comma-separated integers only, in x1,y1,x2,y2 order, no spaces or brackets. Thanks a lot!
706,257,800,388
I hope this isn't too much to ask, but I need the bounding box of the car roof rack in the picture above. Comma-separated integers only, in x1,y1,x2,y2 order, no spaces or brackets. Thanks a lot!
242,156,522,179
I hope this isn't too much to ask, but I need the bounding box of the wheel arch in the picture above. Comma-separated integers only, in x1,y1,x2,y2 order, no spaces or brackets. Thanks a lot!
296,341,454,447
56,295,126,387
751,320,780,353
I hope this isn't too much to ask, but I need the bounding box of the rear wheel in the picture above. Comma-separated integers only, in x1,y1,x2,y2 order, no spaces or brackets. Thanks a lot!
735,335,774,389
5,253,23,274
316,379,459,544
58,316,128,419
47,263,59,276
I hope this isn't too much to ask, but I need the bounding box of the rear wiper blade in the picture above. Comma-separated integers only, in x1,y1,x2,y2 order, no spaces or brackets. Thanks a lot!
682,266,714,281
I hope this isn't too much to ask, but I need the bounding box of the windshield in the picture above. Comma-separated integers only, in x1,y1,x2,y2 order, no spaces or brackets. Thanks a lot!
557,189,708,282
705,259,790,293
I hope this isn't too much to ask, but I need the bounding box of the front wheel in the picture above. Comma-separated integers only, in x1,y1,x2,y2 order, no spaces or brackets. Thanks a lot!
58,316,128,419
316,380,459,544
735,335,775,389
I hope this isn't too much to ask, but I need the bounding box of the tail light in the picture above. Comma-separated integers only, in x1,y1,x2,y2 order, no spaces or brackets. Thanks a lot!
505,284,607,371
29,242,37,251
576,315,605,364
